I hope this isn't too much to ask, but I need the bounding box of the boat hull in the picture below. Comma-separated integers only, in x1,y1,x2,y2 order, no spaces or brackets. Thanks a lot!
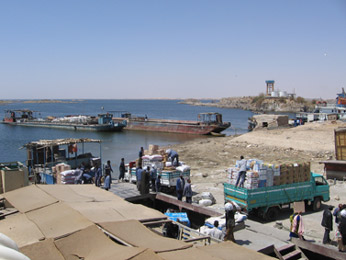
2,121,124,132
114,118,230,135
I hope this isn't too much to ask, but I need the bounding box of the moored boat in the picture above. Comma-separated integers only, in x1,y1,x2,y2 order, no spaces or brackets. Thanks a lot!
112,112,230,135
2,109,126,132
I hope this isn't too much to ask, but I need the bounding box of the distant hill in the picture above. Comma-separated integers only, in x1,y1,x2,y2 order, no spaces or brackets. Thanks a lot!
180,96,316,113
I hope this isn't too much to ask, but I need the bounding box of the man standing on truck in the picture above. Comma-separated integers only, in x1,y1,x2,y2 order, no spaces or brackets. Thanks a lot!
224,201,240,242
321,205,333,244
235,156,247,188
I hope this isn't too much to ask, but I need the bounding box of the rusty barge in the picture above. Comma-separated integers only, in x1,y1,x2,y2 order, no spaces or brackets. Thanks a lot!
112,112,231,135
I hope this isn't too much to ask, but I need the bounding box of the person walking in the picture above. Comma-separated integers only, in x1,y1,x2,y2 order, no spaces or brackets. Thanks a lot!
290,211,305,240
224,201,240,242
321,206,333,244
235,156,247,188
118,158,125,182
183,178,193,203
176,174,185,201
136,166,143,191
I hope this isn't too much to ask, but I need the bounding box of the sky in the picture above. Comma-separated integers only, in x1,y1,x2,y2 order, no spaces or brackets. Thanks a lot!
1,0,345,99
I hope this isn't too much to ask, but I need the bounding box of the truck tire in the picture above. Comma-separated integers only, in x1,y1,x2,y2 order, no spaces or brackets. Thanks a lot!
312,197,321,211
265,207,279,221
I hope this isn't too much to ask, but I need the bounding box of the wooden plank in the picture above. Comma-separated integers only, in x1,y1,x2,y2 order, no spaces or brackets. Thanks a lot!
292,237,345,260
156,193,222,217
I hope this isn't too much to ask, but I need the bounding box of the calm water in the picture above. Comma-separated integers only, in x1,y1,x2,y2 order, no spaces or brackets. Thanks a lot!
0,100,253,178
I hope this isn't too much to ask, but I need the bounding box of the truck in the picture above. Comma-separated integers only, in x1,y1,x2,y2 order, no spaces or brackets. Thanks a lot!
224,172,330,221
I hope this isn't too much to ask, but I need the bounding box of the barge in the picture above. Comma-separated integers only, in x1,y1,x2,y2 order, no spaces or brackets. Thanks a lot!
112,112,230,135
2,109,126,132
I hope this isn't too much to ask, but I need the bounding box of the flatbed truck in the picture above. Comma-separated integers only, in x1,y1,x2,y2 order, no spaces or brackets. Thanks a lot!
224,172,330,220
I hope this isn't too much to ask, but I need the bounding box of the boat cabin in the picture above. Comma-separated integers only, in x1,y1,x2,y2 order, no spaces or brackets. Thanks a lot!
197,112,224,125
3,109,36,123
22,138,102,183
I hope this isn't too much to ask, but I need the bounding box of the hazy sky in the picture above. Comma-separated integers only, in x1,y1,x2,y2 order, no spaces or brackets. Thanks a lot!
1,1,345,99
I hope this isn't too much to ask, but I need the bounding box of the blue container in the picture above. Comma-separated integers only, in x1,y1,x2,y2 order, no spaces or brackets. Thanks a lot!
40,173,56,184
165,212,191,227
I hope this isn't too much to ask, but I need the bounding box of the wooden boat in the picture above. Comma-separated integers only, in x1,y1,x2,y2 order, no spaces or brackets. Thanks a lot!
112,112,230,135
2,110,126,132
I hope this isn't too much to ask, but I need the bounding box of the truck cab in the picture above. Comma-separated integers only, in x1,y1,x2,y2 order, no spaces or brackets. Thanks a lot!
310,173,330,211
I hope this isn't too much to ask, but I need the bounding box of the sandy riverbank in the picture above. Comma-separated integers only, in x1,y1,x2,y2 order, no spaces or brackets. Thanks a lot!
167,120,346,242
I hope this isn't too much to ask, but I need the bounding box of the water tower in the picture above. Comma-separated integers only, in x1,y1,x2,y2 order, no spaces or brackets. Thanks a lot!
266,80,275,96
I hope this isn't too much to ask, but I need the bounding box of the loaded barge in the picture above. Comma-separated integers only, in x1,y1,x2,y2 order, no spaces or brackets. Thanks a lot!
2,109,126,132
112,112,231,135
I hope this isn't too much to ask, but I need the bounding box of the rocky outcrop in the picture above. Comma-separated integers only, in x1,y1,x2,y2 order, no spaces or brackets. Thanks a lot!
180,96,313,113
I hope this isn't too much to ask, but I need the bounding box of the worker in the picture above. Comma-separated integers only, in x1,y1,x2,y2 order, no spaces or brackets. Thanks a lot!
94,164,102,187
136,166,143,191
235,156,247,188
166,149,179,166
210,220,223,240
183,178,193,203
103,170,111,191
104,160,113,179
224,201,240,242
118,158,125,182
150,165,157,192
321,205,334,244
140,166,150,195
155,174,161,192
176,174,185,201
138,147,144,167
339,208,346,252
289,211,305,240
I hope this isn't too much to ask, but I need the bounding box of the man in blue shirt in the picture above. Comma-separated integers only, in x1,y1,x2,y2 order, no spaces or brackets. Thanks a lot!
176,174,185,201
183,178,192,203
167,149,179,167
136,166,143,191
94,164,102,187
150,165,157,192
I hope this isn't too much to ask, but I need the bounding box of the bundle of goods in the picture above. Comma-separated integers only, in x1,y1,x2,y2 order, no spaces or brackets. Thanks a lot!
57,169,79,184
142,154,163,170
227,159,311,189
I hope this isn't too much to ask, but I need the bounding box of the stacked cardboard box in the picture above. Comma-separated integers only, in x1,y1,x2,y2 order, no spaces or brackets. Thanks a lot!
227,159,311,189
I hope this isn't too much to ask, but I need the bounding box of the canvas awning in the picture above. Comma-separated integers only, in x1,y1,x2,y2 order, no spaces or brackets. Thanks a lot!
98,220,192,253
2,185,58,213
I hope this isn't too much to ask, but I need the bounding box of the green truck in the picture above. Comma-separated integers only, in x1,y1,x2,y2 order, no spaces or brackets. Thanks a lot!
224,172,330,220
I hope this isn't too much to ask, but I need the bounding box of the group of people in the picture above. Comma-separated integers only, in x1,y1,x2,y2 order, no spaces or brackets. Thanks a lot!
135,165,161,194
322,203,346,252
176,174,193,203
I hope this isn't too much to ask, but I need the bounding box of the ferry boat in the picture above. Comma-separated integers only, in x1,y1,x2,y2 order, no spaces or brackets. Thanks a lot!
2,109,126,132
112,112,230,135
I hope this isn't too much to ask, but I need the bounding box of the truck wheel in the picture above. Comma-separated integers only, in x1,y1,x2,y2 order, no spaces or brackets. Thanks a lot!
265,207,279,221
313,197,321,211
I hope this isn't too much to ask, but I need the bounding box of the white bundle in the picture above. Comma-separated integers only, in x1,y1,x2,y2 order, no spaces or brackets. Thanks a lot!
0,233,19,252
199,199,213,207
176,165,190,172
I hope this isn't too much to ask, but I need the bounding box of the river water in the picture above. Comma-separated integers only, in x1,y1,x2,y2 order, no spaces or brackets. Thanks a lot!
0,99,254,178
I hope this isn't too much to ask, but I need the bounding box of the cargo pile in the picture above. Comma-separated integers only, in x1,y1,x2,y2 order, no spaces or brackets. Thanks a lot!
138,144,190,172
227,159,311,189
53,163,75,184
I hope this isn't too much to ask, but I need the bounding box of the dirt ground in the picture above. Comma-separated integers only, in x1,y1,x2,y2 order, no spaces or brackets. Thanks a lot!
167,120,346,242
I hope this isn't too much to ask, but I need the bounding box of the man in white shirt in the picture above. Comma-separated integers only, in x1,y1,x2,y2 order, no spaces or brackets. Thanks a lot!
210,220,223,240
235,155,247,188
